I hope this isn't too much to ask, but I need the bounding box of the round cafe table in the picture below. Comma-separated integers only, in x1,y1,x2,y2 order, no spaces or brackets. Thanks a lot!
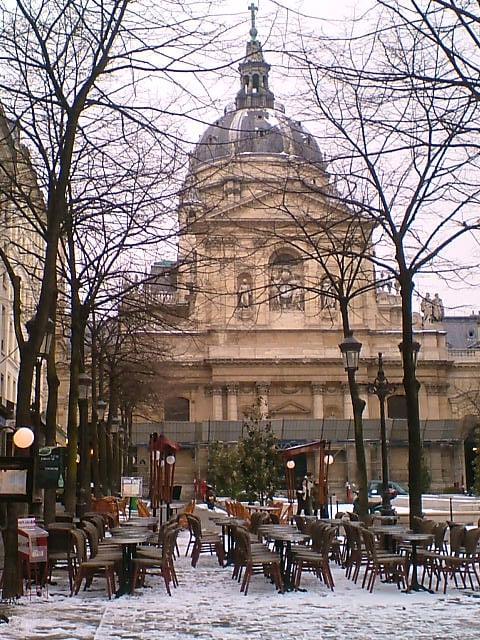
109,531,152,597
393,531,433,593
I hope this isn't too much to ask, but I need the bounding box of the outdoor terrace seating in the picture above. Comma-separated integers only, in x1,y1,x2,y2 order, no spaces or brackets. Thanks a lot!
186,514,224,568
131,524,180,596
230,525,284,595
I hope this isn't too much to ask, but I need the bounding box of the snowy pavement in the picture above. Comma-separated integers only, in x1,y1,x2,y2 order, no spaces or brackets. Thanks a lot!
2,510,480,639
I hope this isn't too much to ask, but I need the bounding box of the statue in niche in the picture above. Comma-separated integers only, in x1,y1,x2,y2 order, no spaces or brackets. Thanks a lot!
270,265,304,311
237,278,252,309
320,279,337,310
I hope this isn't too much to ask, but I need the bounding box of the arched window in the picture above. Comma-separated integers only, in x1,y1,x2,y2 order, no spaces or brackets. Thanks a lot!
253,73,260,92
269,252,304,311
164,397,190,421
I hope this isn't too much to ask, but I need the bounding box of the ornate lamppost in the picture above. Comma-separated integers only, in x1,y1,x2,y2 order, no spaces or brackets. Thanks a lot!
339,331,368,517
368,353,396,516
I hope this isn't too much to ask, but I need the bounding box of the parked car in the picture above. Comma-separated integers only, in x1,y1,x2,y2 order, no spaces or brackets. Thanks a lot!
368,480,408,501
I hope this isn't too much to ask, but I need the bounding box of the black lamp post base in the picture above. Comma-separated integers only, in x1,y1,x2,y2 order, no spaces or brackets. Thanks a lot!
380,497,396,517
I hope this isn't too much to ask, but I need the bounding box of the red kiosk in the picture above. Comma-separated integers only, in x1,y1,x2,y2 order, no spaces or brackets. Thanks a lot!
282,440,332,517
148,433,180,522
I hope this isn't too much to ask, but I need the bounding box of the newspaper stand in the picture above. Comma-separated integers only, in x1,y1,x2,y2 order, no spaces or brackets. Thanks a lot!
18,517,49,597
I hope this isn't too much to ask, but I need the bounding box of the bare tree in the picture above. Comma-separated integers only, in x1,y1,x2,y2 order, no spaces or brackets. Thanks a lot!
289,6,480,526
0,0,229,600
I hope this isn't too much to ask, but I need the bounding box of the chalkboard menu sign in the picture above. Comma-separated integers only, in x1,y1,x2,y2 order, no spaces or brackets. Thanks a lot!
37,446,65,489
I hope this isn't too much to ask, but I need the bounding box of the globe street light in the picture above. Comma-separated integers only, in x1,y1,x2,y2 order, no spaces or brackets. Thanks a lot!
368,353,396,516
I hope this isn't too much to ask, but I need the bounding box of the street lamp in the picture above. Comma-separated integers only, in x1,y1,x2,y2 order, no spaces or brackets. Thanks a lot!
0,425,35,452
78,372,91,517
339,331,362,372
338,330,367,517
368,353,396,516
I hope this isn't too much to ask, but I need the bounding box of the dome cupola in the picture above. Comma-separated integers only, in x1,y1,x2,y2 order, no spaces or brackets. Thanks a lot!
190,5,323,170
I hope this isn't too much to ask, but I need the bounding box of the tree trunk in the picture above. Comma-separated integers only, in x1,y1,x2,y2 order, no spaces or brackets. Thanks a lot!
399,275,423,528
44,331,60,525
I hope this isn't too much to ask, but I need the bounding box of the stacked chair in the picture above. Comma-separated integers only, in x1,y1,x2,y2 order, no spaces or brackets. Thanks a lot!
230,524,284,595
186,513,224,568
290,521,335,592
131,521,181,596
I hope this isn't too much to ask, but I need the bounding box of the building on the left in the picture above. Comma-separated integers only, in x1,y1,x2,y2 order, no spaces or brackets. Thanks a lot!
0,103,46,446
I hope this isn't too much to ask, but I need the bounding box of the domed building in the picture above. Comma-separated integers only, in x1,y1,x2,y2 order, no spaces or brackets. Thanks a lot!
132,11,474,500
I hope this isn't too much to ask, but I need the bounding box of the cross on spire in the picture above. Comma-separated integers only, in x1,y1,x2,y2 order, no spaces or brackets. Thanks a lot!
248,2,258,42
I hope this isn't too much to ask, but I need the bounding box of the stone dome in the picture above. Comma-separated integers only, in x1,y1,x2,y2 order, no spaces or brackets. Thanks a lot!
190,8,323,171
191,105,323,168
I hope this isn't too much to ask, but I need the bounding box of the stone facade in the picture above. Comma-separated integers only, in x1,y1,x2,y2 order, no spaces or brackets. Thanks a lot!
131,22,478,500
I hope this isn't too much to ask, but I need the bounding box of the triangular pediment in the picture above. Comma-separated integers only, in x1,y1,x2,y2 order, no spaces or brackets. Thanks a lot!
208,190,332,223
270,401,310,416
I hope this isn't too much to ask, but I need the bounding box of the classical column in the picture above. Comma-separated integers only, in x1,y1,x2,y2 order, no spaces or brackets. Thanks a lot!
205,385,224,420
226,384,239,420
311,383,326,419
342,383,353,419
256,382,270,417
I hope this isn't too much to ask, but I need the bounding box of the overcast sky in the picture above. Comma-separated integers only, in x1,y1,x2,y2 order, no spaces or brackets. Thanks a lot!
157,1,479,317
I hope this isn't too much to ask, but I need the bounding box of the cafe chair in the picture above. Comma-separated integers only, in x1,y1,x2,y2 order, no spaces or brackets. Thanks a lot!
343,521,366,582
177,499,196,530
136,499,152,518
131,525,180,596
70,529,117,599
435,526,480,593
186,514,224,568
360,528,406,593
232,526,284,595
291,523,335,592
46,523,77,592
416,521,449,590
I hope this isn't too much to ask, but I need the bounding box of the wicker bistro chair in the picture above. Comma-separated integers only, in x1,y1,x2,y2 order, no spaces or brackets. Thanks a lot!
434,526,480,593
291,523,335,592
71,529,117,599
417,521,449,590
232,526,284,595
131,525,180,596
186,514,225,568
46,523,77,591
360,528,406,593
343,522,370,583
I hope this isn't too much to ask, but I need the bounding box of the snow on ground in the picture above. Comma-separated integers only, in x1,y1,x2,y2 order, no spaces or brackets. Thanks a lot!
1,506,480,640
